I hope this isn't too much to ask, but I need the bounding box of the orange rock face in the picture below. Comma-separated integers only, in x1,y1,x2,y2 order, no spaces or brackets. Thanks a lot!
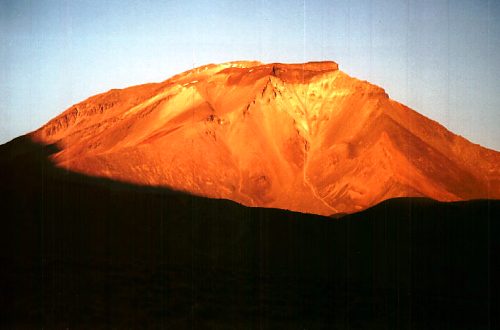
31,61,500,215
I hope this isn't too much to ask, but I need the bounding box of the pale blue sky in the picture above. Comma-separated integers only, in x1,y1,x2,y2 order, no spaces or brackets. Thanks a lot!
1,0,499,149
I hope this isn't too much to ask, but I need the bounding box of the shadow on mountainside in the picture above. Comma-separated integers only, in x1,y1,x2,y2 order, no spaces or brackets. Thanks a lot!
0,136,499,329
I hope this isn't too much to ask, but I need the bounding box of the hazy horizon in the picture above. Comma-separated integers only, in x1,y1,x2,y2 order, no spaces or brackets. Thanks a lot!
1,0,500,150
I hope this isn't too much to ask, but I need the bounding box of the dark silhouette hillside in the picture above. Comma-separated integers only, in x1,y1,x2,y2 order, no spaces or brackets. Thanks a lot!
1,136,499,329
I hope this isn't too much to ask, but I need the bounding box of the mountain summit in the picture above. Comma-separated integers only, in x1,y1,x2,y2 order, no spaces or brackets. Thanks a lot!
30,61,500,215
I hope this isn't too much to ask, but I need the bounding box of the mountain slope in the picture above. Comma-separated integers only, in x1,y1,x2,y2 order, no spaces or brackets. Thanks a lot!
30,61,500,215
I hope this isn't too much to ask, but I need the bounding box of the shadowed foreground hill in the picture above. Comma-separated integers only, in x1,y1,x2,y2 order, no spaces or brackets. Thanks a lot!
1,136,499,329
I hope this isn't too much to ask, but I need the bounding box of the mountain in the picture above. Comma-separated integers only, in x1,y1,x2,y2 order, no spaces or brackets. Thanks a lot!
2,61,499,328
29,61,500,215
